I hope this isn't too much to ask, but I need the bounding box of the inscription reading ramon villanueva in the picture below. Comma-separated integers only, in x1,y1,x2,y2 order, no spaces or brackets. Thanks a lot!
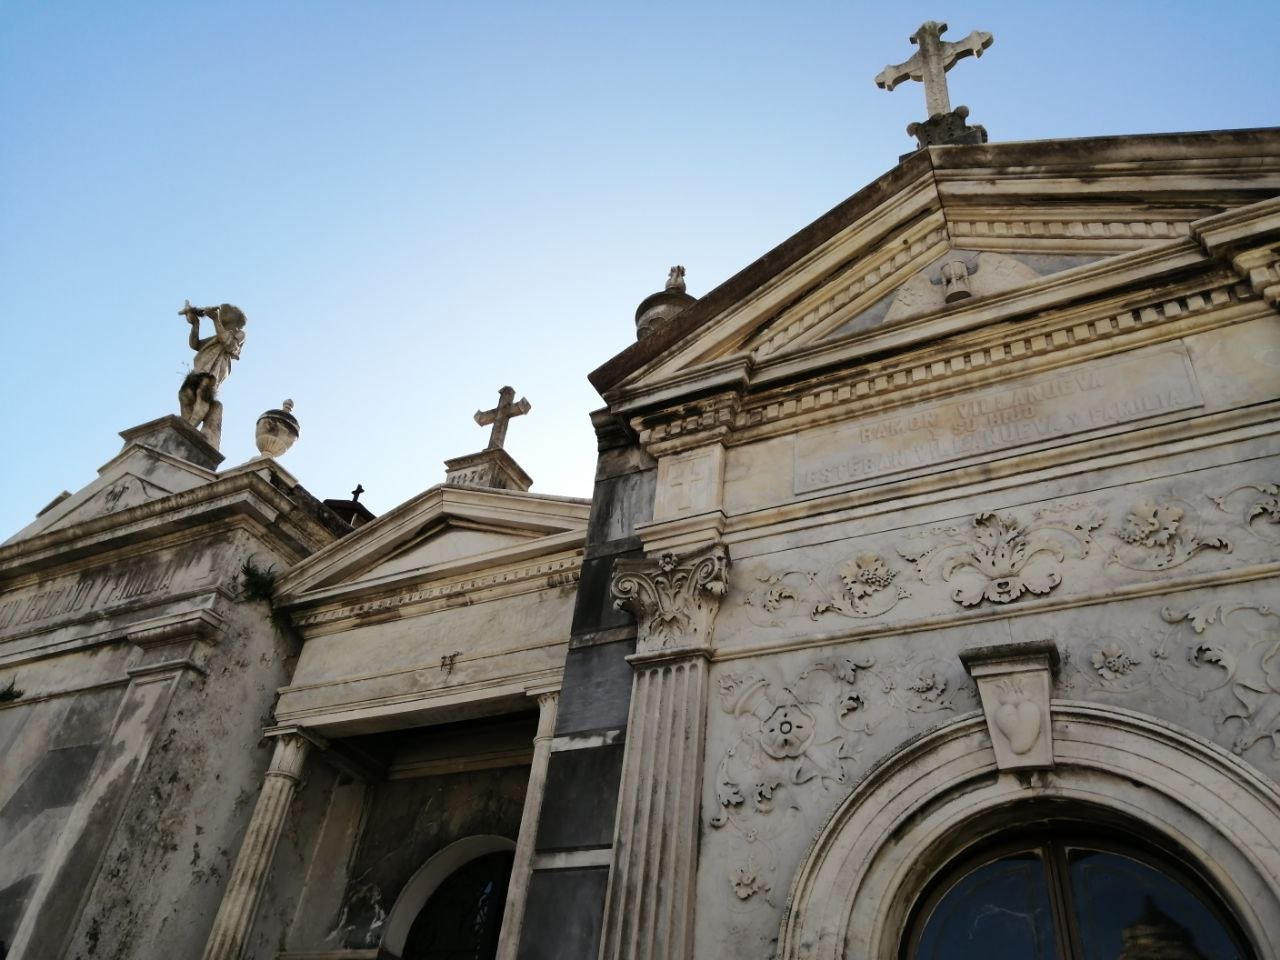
794,344,1203,494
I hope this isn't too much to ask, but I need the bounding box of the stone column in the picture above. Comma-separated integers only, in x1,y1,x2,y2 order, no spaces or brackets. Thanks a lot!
496,687,560,960
598,545,728,960
201,730,313,960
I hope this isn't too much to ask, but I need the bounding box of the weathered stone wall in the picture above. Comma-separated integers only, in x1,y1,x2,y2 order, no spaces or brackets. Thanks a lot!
0,523,320,959
688,313,1280,955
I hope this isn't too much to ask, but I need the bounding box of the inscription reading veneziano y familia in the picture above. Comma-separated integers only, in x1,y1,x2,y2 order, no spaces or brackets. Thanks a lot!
794,345,1202,494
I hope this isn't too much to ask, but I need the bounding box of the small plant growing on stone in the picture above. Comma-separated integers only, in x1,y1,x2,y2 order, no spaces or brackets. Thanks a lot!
239,559,278,602
239,559,292,631
0,677,24,703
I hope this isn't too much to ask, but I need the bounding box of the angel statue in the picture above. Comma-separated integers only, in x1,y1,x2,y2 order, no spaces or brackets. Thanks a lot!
178,300,246,449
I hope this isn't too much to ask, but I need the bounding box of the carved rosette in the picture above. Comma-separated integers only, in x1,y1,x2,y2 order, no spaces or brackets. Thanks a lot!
611,545,729,654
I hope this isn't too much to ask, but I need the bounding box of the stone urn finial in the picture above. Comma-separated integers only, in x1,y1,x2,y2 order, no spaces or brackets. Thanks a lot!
255,399,299,458
635,266,696,340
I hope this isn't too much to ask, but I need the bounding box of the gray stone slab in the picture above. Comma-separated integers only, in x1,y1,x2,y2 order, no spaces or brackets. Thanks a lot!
555,639,636,735
586,468,656,545
571,552,641,636
516,866,608,960
535,745,625,850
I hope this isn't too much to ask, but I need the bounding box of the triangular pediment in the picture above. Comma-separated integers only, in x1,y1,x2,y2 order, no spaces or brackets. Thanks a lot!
5,420,219,545
355,520,540,580
275,484,590,602
592,129,1280,405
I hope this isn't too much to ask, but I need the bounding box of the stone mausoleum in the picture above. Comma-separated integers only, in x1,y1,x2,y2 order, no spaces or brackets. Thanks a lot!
3,21,1280,960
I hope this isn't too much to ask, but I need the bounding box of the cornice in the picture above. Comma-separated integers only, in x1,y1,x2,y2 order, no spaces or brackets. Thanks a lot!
289,550,583,634
629,272,1258,453
0,471,337,581
274,666,564,732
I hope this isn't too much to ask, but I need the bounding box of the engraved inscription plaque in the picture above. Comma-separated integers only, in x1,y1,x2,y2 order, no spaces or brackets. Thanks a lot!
794,344,1203,494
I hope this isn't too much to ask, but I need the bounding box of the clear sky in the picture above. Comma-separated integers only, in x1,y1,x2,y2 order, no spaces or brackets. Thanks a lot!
2,1,1276,538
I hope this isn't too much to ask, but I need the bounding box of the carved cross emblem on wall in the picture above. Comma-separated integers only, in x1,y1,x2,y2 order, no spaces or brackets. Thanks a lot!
875,20,993,119
668,456,709,513
474,385,531,451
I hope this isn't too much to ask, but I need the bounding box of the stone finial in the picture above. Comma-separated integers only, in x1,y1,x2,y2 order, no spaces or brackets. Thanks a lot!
875,20,993,152
636,267,697,341
255,399,299,459
178,300,247,450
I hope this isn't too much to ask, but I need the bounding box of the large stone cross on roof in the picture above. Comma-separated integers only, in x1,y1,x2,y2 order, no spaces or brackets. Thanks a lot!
474,385,531,451
875,20,993,119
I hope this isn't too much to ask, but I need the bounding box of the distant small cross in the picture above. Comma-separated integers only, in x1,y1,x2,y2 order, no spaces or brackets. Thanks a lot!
474,386,531,451
875,20,993,119
351,483,365,502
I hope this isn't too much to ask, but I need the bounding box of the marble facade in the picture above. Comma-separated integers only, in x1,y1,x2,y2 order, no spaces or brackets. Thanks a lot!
2,124,1280,960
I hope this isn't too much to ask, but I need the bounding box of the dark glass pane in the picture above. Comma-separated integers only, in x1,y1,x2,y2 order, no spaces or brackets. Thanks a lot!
402,850,514,960
915,852,1058,960
1068,849,1247,960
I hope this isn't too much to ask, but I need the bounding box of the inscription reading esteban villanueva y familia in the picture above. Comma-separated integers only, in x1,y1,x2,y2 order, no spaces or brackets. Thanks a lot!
795,344,1203,494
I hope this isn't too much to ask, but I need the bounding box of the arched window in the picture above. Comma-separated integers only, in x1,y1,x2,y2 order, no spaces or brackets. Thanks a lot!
904,833,1254,960
399,849,514,960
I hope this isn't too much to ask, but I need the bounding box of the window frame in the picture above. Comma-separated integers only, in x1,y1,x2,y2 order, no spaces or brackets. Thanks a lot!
901,828,1255,960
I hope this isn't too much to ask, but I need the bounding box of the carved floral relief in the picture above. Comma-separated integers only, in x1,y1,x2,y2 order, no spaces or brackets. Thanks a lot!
742,553,909,627
898,507,1104,607
1107,497,1230,571
708,650,962,904
1068,602,1280,762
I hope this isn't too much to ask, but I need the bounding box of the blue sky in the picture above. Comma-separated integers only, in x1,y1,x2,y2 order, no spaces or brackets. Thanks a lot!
2,1,1276,537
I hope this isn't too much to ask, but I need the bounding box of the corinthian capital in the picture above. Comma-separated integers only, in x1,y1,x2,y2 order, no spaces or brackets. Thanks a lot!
611,545,729,654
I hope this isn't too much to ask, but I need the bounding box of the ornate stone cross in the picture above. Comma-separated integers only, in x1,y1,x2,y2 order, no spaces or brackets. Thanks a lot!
875,20,992,119
474,385,531,451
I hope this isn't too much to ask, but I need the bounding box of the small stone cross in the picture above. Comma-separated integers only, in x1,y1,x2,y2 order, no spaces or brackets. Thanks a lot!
351,484,365,502
474,386,531,451
875,20,993,119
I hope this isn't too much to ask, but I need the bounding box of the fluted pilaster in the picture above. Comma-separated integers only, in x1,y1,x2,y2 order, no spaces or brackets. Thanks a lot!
201,731,311,960
599,544,728,960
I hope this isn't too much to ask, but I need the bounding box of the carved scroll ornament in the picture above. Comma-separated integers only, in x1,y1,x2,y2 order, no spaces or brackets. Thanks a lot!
1210,480,1280,544
611,545,729,653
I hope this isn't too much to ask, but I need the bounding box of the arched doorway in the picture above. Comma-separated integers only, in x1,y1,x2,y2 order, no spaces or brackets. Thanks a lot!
777,703,1280,960
380,836,516,960
400,849,514,960
904,830,1253,959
